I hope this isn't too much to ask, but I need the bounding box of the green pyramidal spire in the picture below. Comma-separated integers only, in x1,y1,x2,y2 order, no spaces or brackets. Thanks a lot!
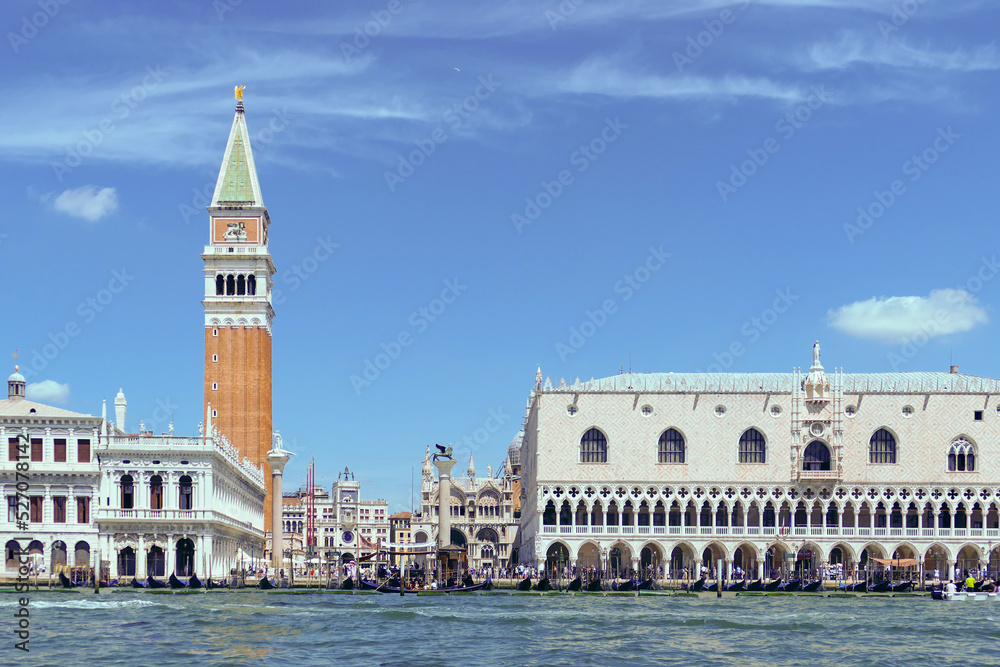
212,96,263,206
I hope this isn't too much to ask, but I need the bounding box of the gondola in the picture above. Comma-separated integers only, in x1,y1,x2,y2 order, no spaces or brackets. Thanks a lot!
130,577,147,589
778,579,800,592
638,579,656,590
462,575,475,588
169,573,187,589
147,575,168,589
444,580,489,593
889,581,912,593
341,578,356,590
725,580,746,592
801,581,822,593
869,581,891,593
845,581,867,593
707,582,719,592
584,580,603,592
746,578,763,592
568,577,582,591
361,579,401,593
59,572,77,589
189,574,202,589
690,577,706,592
764,578,782,591
258,576,275,590
534,577,551,592
614,580,634,592
517,577,532,591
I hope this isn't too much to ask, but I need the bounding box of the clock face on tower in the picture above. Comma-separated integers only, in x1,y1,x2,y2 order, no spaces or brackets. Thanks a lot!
212,217,262,244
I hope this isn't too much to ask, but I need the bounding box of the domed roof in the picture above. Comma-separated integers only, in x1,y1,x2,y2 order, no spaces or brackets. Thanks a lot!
507,430,523,466
8,367,24,383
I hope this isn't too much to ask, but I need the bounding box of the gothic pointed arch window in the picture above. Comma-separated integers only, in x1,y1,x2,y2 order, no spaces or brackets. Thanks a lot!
658,428,685,464
802,441,831,471
580,428,608,463
948,438,976,472
869,428,897,464
738,428,766,464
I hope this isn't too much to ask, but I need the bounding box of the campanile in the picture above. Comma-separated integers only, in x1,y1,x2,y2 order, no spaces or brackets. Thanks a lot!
202,88,276,530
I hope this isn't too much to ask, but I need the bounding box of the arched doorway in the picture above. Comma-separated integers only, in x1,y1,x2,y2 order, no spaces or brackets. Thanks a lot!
26,540,43,572
450,528,467,548
119,547,136,577
175,538,195,576
640,543,662,579
670,544,695,580
608,543,632,578
956,544,981,579
147,546,165,577
546,542,570,577
577,543,600,571
733,543,758,580
5,540,20,570
802,441,831,471
51,541,67,571
74,541,90,568
765,543,790,580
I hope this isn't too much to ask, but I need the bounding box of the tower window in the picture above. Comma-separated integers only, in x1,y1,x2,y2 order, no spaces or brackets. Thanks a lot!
212,382,218,391
226,275,236,296
212,354,218,363
213,328,219,337
212,410,217,418
248,275,256,295
237,274,246,295
215,275,224,296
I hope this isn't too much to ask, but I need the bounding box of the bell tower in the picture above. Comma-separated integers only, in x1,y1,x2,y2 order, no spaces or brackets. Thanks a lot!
202,87,276,530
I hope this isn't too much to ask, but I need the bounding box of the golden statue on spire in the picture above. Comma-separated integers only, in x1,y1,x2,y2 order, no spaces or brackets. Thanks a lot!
235,85,245,102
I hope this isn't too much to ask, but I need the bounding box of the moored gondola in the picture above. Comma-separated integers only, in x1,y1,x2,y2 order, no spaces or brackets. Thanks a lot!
584,580,603,592
130,577,147,589
258,576,275,590
189,574,202,589
614,580,634,592
779,579,800,592
517,577,532,591
707,581,719,592
889,581,913,593
59,572,77,588
169,573,187,589
341,578,355,590
725,580,746,592
764,578,782,591
869,581,891,593
534,577,551,592
638,579,655,590
746,578,763,592
801,581,822,592
845,581,867,593
147,575,168,589
690,577,706,592
568,577,582,591
445,580,489,593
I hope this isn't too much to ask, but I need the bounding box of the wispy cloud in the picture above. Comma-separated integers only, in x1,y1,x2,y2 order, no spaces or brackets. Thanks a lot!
828,289,988,342
27,380,70,404
809,32,1000,71
50,186,119,221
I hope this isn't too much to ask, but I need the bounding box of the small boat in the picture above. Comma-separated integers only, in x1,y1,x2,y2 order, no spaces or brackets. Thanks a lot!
258,576,275,590
534,577,551,592
764,578,782,591
614,580,634,592
568,577,582,591
746,579,763,592
707,582,719,592
945,591,999,601
801,581,822,593
845,581,867,593
147,575,168,589
130,577,147,589
169,573,187,589
189,574,202,589
869,581,891,593
444,580,489,593
638,579,656,591
778,579,800,592
517,578,532,591
690,578,706,592
341,578,355,590
930,583,944,600
726,580,746,592
59,572,77,589
462,575,475,588
584,580,603,592
889,581,912,593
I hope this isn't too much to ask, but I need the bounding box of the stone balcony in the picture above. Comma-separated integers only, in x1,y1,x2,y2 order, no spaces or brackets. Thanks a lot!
539,523,1000,541
96,508,263,538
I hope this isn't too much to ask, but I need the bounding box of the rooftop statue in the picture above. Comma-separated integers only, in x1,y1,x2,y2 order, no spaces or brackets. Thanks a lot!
235,85,245,102
813,340,821,366
432,443,453,461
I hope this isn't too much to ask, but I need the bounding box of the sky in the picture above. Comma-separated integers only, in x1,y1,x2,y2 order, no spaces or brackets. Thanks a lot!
3,0,1000,513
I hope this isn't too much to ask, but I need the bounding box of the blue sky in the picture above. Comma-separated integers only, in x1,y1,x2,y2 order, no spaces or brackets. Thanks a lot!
3,0,1000,512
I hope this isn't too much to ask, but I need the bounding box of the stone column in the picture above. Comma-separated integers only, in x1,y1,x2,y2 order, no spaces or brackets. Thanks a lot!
138,534,146,580
266,447,291,569
434,458,457,547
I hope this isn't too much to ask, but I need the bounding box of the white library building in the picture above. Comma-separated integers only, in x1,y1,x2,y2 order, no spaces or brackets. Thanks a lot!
517,342,1000,583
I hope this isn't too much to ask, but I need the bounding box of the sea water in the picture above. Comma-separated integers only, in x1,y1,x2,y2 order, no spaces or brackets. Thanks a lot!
11,591,1000,666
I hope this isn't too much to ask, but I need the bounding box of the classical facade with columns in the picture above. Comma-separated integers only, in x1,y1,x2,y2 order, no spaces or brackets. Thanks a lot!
519,343,1000,583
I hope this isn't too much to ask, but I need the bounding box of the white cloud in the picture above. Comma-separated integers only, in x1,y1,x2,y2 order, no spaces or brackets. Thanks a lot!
52,186,118,221
827,289,988,342
809,33,1000,71
26,380,71,405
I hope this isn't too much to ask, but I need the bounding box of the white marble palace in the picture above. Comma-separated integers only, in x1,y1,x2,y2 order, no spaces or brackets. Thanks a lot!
518,343,1000,583
2,369,265,581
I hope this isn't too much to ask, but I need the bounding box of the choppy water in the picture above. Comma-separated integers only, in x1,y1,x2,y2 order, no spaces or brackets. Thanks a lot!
10,590,1000,666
